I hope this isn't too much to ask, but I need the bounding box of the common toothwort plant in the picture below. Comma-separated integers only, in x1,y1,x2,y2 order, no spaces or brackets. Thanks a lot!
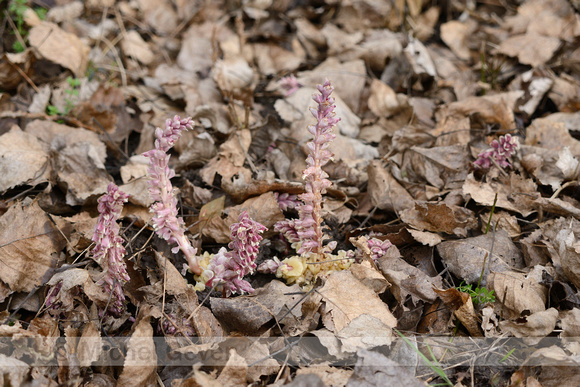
196,211,267,296
92,182,130,315
473,134,519,170
263,80,353,285
143,116,201,274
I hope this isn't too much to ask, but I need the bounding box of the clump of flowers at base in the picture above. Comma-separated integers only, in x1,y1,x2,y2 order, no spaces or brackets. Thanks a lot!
473,134,519,170
92,182,130,315
143,115,201,274
158,313,195,337
195,211,267,297
262,79,354,287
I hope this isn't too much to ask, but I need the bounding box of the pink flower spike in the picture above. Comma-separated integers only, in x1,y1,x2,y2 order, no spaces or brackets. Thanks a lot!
294,79,339,256
143,116,201,274
92,182,130,315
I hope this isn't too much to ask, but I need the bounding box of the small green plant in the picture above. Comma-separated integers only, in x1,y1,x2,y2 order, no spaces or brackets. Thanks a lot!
7,0,47,53
499,348,515,363
457,281,496,305
46,105,61,116
45,77,81,117
479,48,506,94
63,76,81,114
394,329,453,386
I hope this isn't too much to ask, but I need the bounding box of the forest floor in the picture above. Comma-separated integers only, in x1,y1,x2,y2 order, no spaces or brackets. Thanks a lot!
1,0,580,386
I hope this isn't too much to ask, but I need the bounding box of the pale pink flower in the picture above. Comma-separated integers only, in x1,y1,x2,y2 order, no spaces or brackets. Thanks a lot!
367,238,393,262
279,74,301,96
274,192,301,211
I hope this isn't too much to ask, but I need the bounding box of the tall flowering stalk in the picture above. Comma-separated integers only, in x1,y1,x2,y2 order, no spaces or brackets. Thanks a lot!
204,211,267,296
143,116,201,274
473,134,519,170
295,79,339,256
92,183,130,315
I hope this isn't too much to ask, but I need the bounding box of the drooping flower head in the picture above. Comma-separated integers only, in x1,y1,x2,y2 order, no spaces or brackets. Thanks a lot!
143,116,200,274
92,182,130,315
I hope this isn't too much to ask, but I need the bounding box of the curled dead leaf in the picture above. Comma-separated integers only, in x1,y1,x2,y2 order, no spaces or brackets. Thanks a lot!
318,270,397,333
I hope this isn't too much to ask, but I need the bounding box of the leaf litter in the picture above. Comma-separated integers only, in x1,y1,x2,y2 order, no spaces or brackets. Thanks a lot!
1,0,580,386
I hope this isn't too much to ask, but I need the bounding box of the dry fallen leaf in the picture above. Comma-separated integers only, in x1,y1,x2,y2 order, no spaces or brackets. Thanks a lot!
479,211,521,238
347,349,426,387
0,354,29,386
437,230,524,286
117,317,157,386
0,126,50,192
526,114,580,157
295,364,352,387
0,201,66,292
497,34,560,67
440,20,476,60
488,269,549,319
560,308,580,338
349,260,390,294
216,349,248,386
400,201,477,237
25,120,112,206
368,79,408,118
377,245,443,304
336,314,393,353
211,280,304,333
200,129,253,186
121,30,155,65
318,270,397,333
433,287,482,337
499,308,558,338
29,21,89,77
463,172,538,217
202,192,283,243
366,160,414,214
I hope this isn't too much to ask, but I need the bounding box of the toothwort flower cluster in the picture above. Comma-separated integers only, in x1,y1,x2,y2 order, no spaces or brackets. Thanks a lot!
92,183,130,315
294,79,339,255
143,116,201,274
274,192,301,211
367,238,393,262
473,134,519,170
204,211,267,296
278,74,301,96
